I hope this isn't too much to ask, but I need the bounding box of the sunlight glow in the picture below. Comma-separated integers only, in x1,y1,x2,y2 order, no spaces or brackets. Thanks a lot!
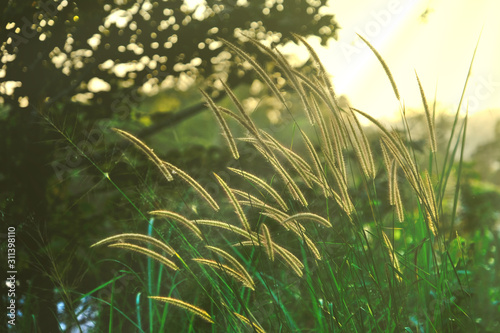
319,0,500,119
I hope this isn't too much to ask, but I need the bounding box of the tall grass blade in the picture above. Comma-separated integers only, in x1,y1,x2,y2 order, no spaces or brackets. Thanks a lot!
438,32,481,203
135,292,142,332
450,111,468,236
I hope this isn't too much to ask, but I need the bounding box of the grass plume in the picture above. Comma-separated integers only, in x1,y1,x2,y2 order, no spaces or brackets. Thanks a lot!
149,210,203,240
112,128,173,181
107,242,179,271
163,161,220,211
200,89,240,159
91,233,176,256
148,297,214,324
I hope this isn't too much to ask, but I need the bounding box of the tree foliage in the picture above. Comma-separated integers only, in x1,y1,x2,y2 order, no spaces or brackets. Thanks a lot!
1,0,338,113
0,1,339,331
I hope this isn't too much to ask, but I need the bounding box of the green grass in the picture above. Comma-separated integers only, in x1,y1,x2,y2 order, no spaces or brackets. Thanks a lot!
75,35,499,332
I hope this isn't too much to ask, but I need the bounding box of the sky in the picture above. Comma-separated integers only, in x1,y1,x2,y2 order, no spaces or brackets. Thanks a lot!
303,0,500,120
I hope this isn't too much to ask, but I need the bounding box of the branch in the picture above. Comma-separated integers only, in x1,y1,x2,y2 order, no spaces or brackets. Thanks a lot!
136,92,225,139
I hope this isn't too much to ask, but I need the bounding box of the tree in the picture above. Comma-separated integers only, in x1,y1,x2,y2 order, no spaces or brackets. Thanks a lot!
0,1,339,331
1,0,338,114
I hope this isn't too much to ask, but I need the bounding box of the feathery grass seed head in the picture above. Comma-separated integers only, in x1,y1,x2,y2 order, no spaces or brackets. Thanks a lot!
357,34,400,101
259,223,274,261
149,210,203,240
193,258,255,290
91,233,176,257
213,172,251,232
381,232,402,282
163,161,219,211
108,242,179,271
232,312,266,333
200,89,239,159
228,167,288,211
112,128,173,181
416,71,438,153
205,245,255,289
148,297,214,324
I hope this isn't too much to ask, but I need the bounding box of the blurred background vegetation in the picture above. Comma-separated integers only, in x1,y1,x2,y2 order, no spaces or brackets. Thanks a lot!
1,0,498,331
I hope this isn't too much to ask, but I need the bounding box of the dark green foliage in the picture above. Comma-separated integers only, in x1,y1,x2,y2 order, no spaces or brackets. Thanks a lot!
1,0,338,109
1,2,339,331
